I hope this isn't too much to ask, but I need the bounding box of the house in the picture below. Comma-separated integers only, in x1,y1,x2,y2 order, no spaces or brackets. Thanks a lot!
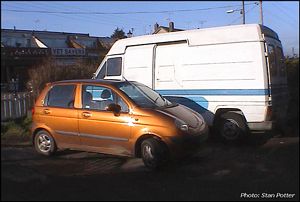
1,28,115,92
153,22,184,34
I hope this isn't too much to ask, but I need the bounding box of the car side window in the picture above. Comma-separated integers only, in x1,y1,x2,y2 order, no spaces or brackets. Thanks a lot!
82,85,128,112
45,85,75,108
107,57,122,76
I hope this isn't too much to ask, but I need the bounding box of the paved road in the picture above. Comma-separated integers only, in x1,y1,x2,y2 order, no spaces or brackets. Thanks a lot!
1,135,299,201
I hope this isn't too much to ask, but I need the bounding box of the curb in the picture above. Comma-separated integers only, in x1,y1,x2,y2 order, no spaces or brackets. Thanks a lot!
1,141,32,147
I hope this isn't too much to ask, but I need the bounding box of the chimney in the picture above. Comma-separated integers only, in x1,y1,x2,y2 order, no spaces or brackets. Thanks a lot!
169,22,174,32
154,23,159,32
127,30,133,38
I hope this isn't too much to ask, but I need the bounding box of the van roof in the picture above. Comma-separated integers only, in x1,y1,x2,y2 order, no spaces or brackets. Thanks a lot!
108,24,279,55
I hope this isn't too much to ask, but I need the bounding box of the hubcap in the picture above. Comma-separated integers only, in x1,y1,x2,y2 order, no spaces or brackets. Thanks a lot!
37,134,51,153
221,119,240,140
143,144,154,160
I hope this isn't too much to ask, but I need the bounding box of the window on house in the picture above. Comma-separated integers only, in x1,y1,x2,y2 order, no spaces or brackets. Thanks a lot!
107,57,122,76
26,39,31,47
46,85,76,108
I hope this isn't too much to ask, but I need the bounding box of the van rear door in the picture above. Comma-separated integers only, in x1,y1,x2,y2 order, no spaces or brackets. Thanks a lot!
265,39,289,126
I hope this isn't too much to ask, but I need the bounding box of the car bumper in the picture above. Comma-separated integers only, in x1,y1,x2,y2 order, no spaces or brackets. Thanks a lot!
167,125,209,158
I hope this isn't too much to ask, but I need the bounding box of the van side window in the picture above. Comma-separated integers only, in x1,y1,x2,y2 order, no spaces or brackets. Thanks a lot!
46,85,75,108
107,57,122,76
82,85,128,112
96,62,106,79
268,45,277,76
276,47,285,76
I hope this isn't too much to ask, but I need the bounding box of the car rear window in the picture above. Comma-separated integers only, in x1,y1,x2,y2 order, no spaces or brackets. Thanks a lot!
46,85,76,108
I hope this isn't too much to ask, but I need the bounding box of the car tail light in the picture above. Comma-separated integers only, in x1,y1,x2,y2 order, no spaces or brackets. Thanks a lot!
31,107,35,116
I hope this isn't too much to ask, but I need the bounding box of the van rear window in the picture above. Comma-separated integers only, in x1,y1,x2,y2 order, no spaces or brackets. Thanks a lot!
107,57,122,76
268,45,277,76
276,47,286,76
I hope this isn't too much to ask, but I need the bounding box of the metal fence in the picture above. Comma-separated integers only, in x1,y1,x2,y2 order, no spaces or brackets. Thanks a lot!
1,92,34,121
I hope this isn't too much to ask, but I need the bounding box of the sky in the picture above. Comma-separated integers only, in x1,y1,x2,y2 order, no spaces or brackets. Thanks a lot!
1,1,299,56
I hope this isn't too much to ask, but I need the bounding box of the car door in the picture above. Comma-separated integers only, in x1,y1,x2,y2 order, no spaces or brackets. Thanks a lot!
39,84,80,148
78,84,132,156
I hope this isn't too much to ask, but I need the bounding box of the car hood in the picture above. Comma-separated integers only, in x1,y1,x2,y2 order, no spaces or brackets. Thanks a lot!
158,104,202,128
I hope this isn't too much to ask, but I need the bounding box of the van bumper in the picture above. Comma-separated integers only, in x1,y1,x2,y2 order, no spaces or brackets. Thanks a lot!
248,121,273,131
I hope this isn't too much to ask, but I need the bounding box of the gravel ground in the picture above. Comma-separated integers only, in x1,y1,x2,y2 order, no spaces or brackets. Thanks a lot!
1,135,299,201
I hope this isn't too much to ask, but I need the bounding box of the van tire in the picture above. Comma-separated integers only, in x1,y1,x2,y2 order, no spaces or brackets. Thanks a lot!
34,130,57,156
141,138,168,170
215,112,248,143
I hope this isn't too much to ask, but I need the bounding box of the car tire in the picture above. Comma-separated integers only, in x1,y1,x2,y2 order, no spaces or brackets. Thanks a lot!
141,138,168,170
34,130,57,156
215,112,249,143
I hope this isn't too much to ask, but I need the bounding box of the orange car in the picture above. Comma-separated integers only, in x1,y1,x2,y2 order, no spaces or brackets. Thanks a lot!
31,79,208,169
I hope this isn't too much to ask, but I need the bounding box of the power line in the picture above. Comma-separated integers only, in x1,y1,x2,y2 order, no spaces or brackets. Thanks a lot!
5,2,154,36
228,4,258,25
270,2,298,24
3,3,258,15
31,2,148,27
264,7,296,29
5,3,120,27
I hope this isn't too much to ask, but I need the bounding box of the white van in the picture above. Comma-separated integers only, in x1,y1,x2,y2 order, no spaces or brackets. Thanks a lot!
93,24,289,142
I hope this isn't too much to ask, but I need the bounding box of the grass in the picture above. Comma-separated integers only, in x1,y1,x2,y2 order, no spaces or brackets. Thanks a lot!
1,116,32,145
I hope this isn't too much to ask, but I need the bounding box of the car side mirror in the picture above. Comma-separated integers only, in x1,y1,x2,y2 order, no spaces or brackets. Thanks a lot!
106,103,121,116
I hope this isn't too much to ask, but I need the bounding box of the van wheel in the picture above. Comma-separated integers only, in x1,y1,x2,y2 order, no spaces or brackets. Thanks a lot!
141,138,168,170
34,130,57,156
215,112,248,143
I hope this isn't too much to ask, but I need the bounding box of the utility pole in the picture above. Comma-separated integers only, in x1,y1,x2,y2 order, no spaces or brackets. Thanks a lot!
259,1,263,25
242,1,245,24
292,47,295,57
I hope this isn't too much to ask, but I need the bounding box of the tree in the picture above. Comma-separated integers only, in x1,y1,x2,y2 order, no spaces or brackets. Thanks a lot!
111,27,127,40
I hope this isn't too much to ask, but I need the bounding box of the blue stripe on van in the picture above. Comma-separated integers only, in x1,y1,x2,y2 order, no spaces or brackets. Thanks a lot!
157,89,269,96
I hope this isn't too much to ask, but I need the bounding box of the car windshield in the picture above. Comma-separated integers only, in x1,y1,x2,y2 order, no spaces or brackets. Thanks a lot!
116,81,174,108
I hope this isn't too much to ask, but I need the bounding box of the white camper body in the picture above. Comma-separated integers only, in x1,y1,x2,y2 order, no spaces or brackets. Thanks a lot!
94,24,288,137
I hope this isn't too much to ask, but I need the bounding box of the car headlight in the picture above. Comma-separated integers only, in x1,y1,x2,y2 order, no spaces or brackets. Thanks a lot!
175,119,189,132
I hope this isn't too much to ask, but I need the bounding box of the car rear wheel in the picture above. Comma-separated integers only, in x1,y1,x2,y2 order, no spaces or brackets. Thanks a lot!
34,130,57,156
141,138,168,170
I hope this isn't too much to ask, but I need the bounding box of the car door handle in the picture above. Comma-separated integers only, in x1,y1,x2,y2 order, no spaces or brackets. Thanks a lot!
82,112,92,117
44,109,51,114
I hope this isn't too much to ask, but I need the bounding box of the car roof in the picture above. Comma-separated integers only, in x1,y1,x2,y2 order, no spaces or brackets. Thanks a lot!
51,79,127,85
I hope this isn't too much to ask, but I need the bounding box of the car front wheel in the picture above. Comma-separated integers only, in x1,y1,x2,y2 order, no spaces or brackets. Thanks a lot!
141,138,168,170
